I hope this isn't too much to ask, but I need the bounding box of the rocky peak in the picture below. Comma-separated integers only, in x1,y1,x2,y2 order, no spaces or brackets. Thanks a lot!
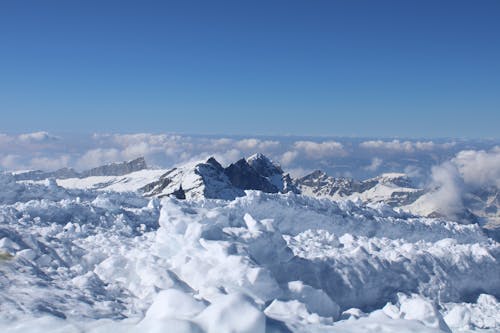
206,157,224,171
246,153,283,177
224,158,279,193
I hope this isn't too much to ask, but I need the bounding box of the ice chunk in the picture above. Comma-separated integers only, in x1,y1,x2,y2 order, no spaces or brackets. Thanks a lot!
398,294,451,332
195,293,265,333
287,281,340,319
443,304,471,329
144,289,206,320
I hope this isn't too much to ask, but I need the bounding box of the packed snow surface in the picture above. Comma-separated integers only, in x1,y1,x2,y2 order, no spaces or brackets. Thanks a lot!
0,173,498,332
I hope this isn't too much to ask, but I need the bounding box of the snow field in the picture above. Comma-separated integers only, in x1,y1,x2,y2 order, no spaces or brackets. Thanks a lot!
0,174,498,332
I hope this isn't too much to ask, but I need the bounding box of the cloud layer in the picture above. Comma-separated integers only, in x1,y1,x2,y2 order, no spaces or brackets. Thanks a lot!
0,132,497,184
414,146,500,218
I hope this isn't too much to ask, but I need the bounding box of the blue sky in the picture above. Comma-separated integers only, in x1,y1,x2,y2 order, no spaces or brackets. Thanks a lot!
1,0,499,137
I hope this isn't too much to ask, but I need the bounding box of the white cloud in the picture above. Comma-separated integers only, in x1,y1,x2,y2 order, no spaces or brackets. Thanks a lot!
18,131,59,143
416,147,500,218
0,133,13,146
360,140,455,153
280,151,299,166
122,142,155,160
77,148,121,169
234,138,280,151
286,167,312,178
0,154,20,170
293,141,346,158
364,157,383,171
209,138,234,147
211,149,243,166
424,162,464,216
0,132,495,185
95,134,281,168
452,148,500,188
30,155,71,171
360,140,415,152
404,165,423,180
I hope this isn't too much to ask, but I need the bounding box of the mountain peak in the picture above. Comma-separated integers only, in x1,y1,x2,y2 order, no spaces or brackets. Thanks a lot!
246,153,283,177
225,158,279,193
206,157,223,170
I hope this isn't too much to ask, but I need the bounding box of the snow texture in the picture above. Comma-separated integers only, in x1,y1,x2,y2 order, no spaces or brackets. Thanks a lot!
0,172,498,332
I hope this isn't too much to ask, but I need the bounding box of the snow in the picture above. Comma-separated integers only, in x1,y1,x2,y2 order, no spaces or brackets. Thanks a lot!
0,173,498,332
45,169,168,192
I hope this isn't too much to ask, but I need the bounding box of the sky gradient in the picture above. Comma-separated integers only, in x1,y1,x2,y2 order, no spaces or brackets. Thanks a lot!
1,0,499,137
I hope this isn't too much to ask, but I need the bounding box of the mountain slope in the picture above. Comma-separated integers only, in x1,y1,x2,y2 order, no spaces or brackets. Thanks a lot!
141,158,245,200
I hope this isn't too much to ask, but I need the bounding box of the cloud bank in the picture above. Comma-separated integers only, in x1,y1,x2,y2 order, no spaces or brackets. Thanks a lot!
414,146,500,218
0,132,497,184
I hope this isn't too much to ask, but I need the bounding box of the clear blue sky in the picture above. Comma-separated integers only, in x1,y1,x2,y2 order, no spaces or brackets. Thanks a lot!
1,0,499,138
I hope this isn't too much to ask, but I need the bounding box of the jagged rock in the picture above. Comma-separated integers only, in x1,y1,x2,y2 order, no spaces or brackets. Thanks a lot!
224,158,279,193
13,157,147,180
246,153,299,193
81,157,147,177
246,153,283,178
295,170,361,197
13,168,80,181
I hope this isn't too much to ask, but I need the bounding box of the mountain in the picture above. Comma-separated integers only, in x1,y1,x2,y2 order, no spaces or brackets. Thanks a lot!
141,157,245,200
354,173,424,206
141,154,296,200
295,170,361,198
225,158,279,193
13,157,148,180
246,153,299,194
80,157,147,177
295,171,423,207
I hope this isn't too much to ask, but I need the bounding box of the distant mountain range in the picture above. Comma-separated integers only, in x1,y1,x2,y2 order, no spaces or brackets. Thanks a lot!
13,157,147,180
11,154,499,239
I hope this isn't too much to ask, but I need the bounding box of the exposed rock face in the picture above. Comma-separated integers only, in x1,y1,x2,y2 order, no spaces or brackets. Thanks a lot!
246,153,283,178
282,174,300,194
295,170,361,197
13,157,148,180
13,168,80,181
225,158,279,193
81,157,147,177
246,153,299,194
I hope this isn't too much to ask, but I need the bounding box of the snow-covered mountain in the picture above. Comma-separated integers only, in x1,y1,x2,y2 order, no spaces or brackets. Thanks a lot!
295,171,423,207
140,154,297,200
141,157,244,200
